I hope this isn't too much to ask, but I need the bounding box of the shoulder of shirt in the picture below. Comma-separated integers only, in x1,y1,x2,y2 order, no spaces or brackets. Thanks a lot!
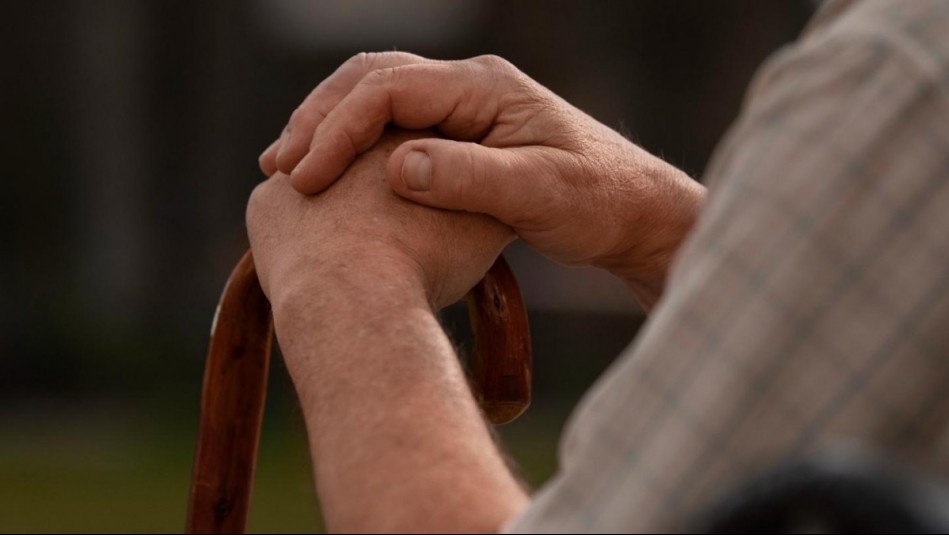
735,0,949,120
703,0,949,193
801,0,949,81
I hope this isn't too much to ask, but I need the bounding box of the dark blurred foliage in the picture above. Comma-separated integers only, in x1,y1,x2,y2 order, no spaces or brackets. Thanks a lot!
0,0,812,403
0,1,811,531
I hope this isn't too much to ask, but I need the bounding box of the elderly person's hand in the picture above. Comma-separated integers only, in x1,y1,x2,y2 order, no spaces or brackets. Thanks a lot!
247,129,527,533
248,128,513,313
259,52,705,308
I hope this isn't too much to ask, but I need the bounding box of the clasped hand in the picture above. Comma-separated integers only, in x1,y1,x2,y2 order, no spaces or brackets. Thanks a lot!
247,128,512,313
253,52,706,311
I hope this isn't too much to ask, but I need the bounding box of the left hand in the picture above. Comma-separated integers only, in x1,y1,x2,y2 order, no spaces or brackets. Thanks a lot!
257,52,705,309
246,128,514,312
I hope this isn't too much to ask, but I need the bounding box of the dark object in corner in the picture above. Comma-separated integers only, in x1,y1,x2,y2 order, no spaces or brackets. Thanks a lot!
697,451,949,534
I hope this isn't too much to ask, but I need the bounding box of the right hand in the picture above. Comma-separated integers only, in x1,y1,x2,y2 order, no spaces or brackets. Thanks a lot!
260,52,706,307
248,129,512,314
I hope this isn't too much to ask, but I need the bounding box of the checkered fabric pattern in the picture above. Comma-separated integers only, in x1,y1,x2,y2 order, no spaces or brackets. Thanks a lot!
507,0,949,531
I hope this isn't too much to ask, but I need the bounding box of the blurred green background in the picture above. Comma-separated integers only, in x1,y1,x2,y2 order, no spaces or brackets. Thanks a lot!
0,1,810,532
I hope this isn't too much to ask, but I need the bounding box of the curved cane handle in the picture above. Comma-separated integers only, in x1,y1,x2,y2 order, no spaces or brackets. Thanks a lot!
466,255,532,424
187,252,272,534
186,250,531,534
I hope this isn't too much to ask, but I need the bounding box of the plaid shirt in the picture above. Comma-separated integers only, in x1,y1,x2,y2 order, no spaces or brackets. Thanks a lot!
507,0,949,531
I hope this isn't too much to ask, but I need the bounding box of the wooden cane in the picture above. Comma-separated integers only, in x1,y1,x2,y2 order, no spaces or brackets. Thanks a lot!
186,250,531,534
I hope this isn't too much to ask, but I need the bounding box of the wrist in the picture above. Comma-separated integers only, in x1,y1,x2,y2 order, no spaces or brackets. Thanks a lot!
269,247,430,317
269,249,437,394
269,248,432,351
596,161,706,310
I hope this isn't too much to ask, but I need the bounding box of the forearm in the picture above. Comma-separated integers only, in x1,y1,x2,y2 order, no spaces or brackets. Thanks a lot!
271,259,528,533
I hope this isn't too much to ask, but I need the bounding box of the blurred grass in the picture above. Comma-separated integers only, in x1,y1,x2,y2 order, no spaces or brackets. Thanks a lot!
0,404,318,533
0,310,624,533
0,400,562,533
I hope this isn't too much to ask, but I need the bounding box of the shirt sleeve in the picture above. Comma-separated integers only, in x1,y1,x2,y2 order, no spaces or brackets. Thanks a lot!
506,1,949,532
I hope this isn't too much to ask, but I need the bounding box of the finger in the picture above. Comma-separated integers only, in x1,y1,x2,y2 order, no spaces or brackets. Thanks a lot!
291,57,513,195
274,51,431,175
258,138,281,177
384,138,557,226
260,122,293,177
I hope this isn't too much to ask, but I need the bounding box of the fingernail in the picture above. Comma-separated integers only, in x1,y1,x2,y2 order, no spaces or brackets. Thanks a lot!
402,151,432,191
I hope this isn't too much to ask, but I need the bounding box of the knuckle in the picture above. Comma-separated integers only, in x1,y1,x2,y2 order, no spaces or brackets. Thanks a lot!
288,107,303,128
473,54,512,73
289,105,323,129
257,152,271,170
348,51,399,74
362,66,395,87
349,50,433,69
338,123,362,155
471,55,522,91
454,147,479,203
348,51,372,71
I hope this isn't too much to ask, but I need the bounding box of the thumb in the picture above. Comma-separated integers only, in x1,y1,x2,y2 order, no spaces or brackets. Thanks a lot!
387,138,550,224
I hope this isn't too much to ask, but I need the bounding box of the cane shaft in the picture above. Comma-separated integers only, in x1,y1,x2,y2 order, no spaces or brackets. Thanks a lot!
187,252,272,534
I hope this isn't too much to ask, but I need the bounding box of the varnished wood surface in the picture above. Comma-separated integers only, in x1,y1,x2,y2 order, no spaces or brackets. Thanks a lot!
187,251,273,534
467,256,532,425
